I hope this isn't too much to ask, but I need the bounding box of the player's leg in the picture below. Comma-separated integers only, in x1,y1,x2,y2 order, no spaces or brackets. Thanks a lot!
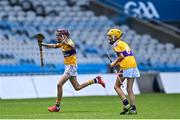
127,78,137,114
48,74,70,112
127,67,140,114
114,77,130,115
114,70,126,100
56,74,70,105
114,77,126,101
70,75,105,91
48,65,74,112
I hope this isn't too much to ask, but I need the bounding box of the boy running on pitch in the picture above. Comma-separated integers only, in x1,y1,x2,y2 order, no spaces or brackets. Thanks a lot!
40,29,105,112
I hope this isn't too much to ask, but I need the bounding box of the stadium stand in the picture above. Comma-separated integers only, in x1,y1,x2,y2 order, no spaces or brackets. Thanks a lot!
0,0,180,74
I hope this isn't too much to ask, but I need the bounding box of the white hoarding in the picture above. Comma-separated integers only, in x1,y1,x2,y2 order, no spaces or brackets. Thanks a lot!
160,73,180,93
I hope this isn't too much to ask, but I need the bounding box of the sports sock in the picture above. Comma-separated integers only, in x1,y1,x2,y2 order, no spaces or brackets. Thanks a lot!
122,99,130,108
88,78,97,84
55,99,60,107
93,78,98,83
88,80,94,84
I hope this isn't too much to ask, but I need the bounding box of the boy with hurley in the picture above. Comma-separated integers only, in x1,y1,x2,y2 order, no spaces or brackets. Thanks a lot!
107,28,140,115
40,29,105,112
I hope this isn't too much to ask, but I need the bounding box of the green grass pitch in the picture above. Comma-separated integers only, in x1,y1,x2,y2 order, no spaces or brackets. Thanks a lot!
0,93,180,119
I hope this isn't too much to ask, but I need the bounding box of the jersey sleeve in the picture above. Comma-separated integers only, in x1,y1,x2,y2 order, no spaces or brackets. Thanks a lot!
66,39,75,48
56,43,62,48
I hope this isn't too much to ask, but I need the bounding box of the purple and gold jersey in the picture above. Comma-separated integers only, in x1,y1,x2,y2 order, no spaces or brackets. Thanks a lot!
56,39,77,65
112,39,137,70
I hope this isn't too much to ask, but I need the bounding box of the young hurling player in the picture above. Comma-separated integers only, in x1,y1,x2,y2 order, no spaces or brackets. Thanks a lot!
40,29,106,112
107,28,140,115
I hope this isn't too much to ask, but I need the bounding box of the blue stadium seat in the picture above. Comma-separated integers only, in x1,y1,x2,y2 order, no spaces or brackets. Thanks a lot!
0,0,180,74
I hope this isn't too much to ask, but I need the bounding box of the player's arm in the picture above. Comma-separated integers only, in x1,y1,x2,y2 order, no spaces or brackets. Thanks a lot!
41,43,62,48
110,53,124,68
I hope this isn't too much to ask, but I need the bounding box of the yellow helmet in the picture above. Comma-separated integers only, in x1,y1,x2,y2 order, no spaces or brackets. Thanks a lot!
107,28,123,39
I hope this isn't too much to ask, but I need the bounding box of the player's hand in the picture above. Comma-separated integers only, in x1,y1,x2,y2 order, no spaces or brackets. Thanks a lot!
38,42,43,46
110,62,115,68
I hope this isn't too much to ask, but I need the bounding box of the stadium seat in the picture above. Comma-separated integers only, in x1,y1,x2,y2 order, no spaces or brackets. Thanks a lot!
0,0,180,74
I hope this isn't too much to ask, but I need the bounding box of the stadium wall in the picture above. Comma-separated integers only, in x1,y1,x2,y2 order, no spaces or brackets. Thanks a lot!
159,72,180,93
136,72,159,93
0,74,140,99
1,73,179,99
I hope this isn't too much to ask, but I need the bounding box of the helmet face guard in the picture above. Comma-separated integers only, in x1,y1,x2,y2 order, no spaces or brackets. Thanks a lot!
108,35,116,45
